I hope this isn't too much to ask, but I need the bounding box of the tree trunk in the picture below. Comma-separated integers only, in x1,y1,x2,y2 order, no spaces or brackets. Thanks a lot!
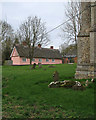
29,37,35,70
30,58,32,69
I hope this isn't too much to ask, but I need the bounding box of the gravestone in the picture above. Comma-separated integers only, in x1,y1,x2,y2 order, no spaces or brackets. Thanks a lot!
75,2,96,79
48,65,55,68
38,63,42,68
53,71,59,82
32,63,36,69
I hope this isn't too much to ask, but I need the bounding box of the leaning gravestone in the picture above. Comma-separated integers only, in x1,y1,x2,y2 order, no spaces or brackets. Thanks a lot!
53,71,59,82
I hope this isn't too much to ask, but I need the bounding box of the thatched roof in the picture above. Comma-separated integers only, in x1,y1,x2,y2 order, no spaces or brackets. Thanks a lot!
15,45,62,59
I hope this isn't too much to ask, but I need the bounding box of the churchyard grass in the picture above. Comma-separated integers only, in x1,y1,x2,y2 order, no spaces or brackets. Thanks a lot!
2,64,95,119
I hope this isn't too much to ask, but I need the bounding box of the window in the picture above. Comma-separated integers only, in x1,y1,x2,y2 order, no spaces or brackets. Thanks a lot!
39,59,42,62
68,57,71,60
32,58,35,62
46,59,49,62
52,59,55,62
22,58,26,62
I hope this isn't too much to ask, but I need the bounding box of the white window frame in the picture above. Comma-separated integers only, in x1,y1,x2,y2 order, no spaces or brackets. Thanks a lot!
22,58,26,62
32,58,35,62
39,58,42,62
46,58,49,62
52,59,55,62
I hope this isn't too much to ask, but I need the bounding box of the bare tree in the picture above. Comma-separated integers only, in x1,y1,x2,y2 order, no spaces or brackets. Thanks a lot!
60,43,77,57
59,43,68,53
61,0,81,44
0,20,14,43
0,20,14,50
0,20,14,64
18,16,50,68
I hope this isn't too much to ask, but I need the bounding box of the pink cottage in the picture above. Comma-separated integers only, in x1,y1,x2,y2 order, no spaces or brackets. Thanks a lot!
10,44,62,65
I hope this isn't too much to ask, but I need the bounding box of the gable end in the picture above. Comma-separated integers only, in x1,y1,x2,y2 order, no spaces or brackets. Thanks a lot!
10,46,19,58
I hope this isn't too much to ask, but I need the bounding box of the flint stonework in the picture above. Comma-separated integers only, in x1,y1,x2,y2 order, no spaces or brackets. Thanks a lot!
75,2,96,79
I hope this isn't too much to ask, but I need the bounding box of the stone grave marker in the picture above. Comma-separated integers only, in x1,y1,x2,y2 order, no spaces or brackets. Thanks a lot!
53,71,59,82
38,63,42,68
32,63,36,69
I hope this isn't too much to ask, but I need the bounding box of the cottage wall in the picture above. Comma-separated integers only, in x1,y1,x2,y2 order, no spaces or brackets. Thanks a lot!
11,47,21,65
11,47,62,65
63,57,77,64
11,56,21,65
19,58,62,65
11,47,18,57
64,58,69,63
74,57,77,63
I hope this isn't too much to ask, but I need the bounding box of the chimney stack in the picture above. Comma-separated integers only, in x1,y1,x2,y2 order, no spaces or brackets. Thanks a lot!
38,44,41,48
50,46,53,49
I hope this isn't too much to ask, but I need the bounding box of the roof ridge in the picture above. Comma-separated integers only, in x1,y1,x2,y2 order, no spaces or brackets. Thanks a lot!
15,45,59,51
14,45,62,59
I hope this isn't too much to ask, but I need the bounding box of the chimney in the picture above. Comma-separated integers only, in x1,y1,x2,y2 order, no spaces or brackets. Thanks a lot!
50,46,53,49
22,41,27,46
38,44,41,48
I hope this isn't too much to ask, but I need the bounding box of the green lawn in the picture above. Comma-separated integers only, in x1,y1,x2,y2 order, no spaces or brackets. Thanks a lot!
2,64,95,119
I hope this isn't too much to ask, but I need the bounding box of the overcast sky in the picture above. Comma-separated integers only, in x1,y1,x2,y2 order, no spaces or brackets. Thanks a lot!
1,2,68,49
